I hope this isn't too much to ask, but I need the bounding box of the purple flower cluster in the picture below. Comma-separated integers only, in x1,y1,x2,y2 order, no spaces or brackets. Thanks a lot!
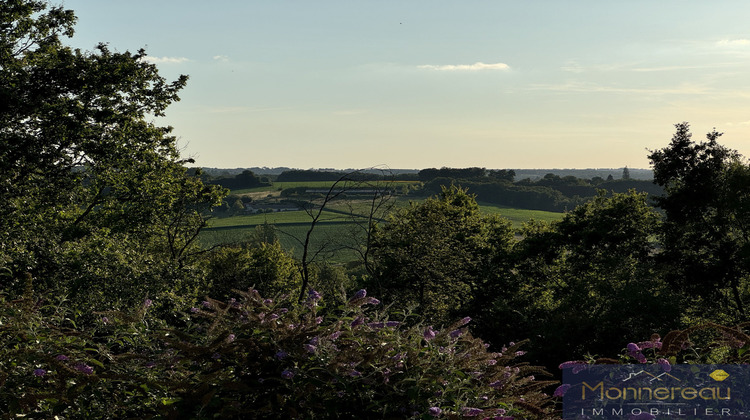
306,288,322,308
308,288,322,301
449,328,465,339
74,363,94,375
657,357,671,372
352,289,367,300
554,383,572,397
461,407,484,417
558,360,588,374
626,342,647,363
457,316,471,326
275,350,288,360
423,326,436,341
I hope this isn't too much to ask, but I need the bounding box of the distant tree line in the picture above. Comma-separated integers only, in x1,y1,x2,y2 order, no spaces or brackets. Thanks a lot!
275,169,418,182
416,168,663,212
200,169,271,190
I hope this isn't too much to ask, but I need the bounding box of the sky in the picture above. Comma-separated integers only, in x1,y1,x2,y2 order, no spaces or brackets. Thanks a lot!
61,0,750,170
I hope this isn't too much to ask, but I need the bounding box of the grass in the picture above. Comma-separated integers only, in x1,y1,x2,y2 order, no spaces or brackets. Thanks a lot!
208,211,352,228
203,184,565,262
199,220,363,263
477,201,565,227
200,198,565,263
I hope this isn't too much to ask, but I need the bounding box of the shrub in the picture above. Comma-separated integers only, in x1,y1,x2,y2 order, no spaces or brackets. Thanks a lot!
157,288,557,418
0,281,558,419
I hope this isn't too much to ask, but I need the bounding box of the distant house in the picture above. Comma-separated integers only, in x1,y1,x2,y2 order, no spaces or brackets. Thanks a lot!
305,189,393,196
245,203,300,214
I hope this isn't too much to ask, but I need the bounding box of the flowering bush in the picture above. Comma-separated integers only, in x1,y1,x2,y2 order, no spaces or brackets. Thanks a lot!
159,288,558,418
0,279,558,419
0,289,171,417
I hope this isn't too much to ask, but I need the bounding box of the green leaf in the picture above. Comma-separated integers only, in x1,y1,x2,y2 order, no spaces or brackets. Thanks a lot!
161,398,180,405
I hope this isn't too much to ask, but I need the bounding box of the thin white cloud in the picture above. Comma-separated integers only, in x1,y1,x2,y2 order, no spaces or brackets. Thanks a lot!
207,106,288,114
142,56,190,64
417,62,510,71
561,63,585,73
213,55,230,62
631,63,733,72
717,39,750,47
333,109,367,116
529,81,709,95
560,61,629,73
561,61,735,73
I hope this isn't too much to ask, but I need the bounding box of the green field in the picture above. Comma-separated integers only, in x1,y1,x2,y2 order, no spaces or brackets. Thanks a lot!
207,210,356,228
227,180,420,196
200,199,565,262
272,180,420,188
200,219,364,263
477,201,566,225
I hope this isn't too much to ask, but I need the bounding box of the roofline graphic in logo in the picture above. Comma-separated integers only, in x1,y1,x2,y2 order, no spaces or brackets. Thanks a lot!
622,370,681,382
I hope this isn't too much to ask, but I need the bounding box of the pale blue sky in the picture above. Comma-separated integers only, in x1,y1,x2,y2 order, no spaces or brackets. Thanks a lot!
62,1,750,169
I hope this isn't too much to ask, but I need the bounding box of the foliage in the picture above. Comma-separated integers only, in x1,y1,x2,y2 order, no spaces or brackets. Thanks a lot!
206,169,270,190
421,177,581,212
0,276,172,418
205,241,301,300
509,191,680,370
277,170,382,182
0,1,225,307
649,122,750,321
418,167,489,182
370,185,516,325
0,280,558,419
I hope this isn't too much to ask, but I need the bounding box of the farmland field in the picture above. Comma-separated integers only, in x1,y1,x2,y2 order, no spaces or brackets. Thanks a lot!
477,201,566,225
226,180,420,197
199,198,565,262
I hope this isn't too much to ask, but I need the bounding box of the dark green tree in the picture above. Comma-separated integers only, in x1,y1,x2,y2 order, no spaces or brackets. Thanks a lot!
648,122,750,321
205,241,301,300
0,1,224,307
511,190,677,368
369,185,515,324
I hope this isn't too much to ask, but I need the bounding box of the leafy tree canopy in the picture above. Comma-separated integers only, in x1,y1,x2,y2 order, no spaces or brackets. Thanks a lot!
0,1,224,305
369,185,515,324
649,122,750,321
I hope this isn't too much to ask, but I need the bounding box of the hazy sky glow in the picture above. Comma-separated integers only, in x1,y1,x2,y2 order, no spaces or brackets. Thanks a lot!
62,0,750,169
